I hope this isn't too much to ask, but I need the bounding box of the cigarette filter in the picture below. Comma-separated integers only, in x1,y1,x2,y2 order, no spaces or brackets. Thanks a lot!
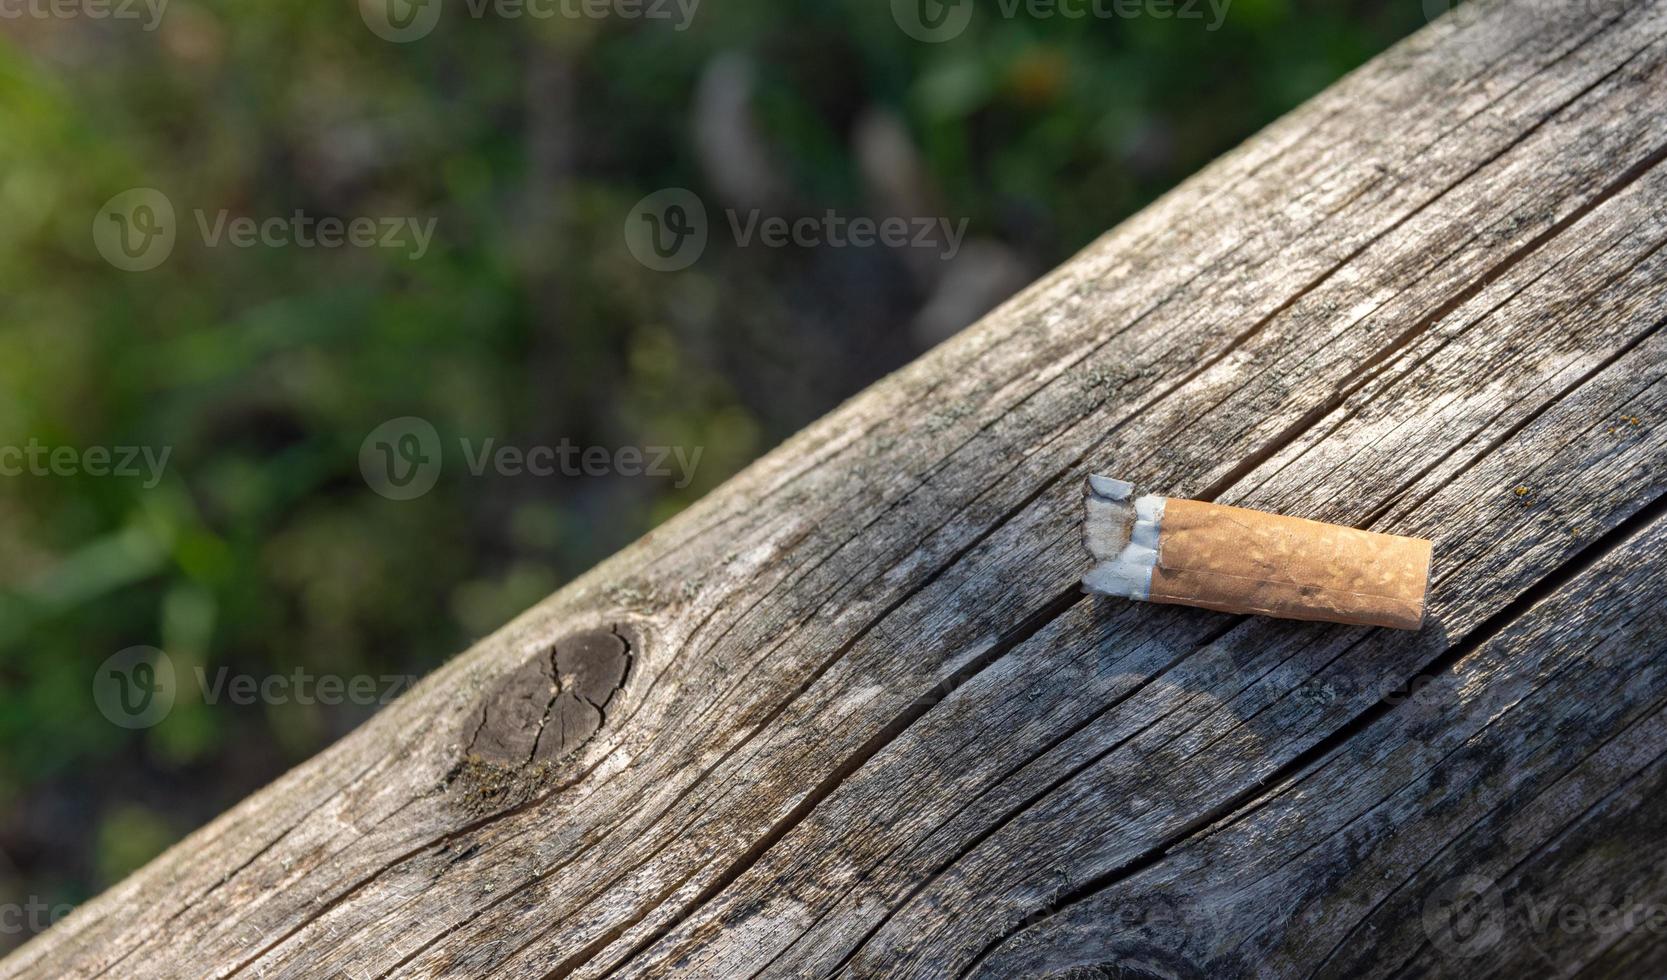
1082,475,1432,630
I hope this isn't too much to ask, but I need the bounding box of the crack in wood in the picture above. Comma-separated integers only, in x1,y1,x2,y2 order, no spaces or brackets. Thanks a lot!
463,628,633,767
956,489,1667,977
20,6,1667,979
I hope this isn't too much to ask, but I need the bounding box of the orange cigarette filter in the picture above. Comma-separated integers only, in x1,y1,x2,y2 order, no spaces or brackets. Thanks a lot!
1082,475,1432,630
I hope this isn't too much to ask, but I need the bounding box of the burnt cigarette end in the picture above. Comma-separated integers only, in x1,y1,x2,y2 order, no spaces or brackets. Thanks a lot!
1082,475,1432,631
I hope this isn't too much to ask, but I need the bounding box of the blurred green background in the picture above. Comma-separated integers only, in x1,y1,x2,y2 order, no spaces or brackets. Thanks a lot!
0,0,1428,950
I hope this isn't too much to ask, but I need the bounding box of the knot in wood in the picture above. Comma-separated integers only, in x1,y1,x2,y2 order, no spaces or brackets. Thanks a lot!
465,628,631,765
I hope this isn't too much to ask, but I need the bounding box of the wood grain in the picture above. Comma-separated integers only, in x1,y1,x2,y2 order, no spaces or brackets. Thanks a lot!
7,1,1667,977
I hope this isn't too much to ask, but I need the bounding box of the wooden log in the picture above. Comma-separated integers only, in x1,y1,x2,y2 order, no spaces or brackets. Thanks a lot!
8,0,1667,976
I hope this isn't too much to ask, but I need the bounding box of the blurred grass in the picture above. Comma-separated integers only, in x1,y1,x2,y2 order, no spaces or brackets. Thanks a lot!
0,0,1428,945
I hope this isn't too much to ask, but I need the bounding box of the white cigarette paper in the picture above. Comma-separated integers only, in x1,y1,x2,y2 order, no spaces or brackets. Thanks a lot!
1082,475,1432,630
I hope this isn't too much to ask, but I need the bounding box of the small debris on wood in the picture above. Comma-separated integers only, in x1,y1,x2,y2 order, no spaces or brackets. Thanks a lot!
1082,475,1432,630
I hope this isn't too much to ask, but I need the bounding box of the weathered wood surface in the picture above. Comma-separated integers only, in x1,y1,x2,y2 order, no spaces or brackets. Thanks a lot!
10,0,1667,976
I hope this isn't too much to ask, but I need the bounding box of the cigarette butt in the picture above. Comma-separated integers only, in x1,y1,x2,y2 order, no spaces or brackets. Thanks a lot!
1082,475,1431,630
